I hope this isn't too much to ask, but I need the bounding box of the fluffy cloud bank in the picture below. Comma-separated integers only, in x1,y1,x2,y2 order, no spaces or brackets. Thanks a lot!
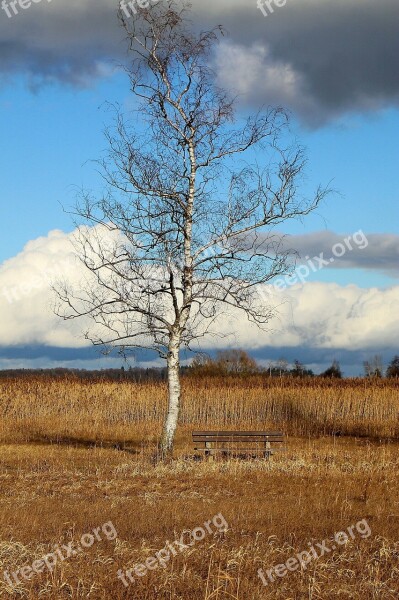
0,228,398,358
0,0,398,123
0,229,88,348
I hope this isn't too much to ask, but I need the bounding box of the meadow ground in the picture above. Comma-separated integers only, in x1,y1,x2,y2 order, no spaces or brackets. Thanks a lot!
1,376,399,599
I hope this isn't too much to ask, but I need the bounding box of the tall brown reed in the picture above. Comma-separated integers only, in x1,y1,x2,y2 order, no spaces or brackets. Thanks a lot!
1,376,398,442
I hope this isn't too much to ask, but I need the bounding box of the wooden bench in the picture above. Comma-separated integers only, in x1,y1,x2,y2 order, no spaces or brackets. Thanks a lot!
192,430,284,459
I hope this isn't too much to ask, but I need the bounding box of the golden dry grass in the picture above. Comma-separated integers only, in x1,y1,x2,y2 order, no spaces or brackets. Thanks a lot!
1,376,399,445
1,376,399,599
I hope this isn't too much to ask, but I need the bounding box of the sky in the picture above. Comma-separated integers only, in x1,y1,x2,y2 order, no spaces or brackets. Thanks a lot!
0,0,398,375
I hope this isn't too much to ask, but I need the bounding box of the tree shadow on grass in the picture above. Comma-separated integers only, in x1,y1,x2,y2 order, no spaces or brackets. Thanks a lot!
24,433,144,455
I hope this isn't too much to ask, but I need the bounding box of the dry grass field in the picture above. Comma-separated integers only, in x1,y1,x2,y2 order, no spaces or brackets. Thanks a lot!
1,376,399,599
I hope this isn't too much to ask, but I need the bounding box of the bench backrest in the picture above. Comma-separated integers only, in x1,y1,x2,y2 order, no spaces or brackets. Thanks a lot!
193,431,284,443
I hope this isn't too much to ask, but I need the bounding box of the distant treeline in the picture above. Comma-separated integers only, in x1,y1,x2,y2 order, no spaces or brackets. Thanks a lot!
187,350,399,379
0,367,168,382
1,351,398,380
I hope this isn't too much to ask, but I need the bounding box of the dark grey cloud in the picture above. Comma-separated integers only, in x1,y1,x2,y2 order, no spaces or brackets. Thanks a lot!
0,343,157,361
0,0,398,123
200,0,399,124
0,0,123,87
282,231,399,276
0,343,397,377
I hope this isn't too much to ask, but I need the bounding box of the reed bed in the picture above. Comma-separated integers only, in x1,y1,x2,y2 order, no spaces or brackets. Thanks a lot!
0,376,398,443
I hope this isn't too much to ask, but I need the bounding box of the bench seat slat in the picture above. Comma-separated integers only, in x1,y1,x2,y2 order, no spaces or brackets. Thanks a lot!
195,447,281,450
193,440,284,448
194,442,283,447
193,431,283,436
193,438,283,442
192,435,283,438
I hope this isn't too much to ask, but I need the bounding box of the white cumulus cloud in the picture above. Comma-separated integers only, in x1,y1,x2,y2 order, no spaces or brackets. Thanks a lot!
0,228,398,354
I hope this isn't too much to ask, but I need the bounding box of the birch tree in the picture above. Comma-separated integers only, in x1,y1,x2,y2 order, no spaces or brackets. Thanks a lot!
55,1,327,457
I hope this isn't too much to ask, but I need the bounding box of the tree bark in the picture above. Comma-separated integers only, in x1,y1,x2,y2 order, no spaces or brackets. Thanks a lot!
160,333,181,457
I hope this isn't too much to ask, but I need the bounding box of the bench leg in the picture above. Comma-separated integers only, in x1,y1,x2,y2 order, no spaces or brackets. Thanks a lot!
264,441,271,460
205,441,214,461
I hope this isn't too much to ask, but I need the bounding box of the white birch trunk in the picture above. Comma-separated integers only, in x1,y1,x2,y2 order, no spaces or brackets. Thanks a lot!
160,333,181,456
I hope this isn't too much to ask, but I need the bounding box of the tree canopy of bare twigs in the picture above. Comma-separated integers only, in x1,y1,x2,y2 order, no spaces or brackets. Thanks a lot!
54,0,328,457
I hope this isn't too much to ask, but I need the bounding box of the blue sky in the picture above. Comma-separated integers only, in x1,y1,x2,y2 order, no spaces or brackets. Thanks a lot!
0,0,398,375
1,76,397,271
